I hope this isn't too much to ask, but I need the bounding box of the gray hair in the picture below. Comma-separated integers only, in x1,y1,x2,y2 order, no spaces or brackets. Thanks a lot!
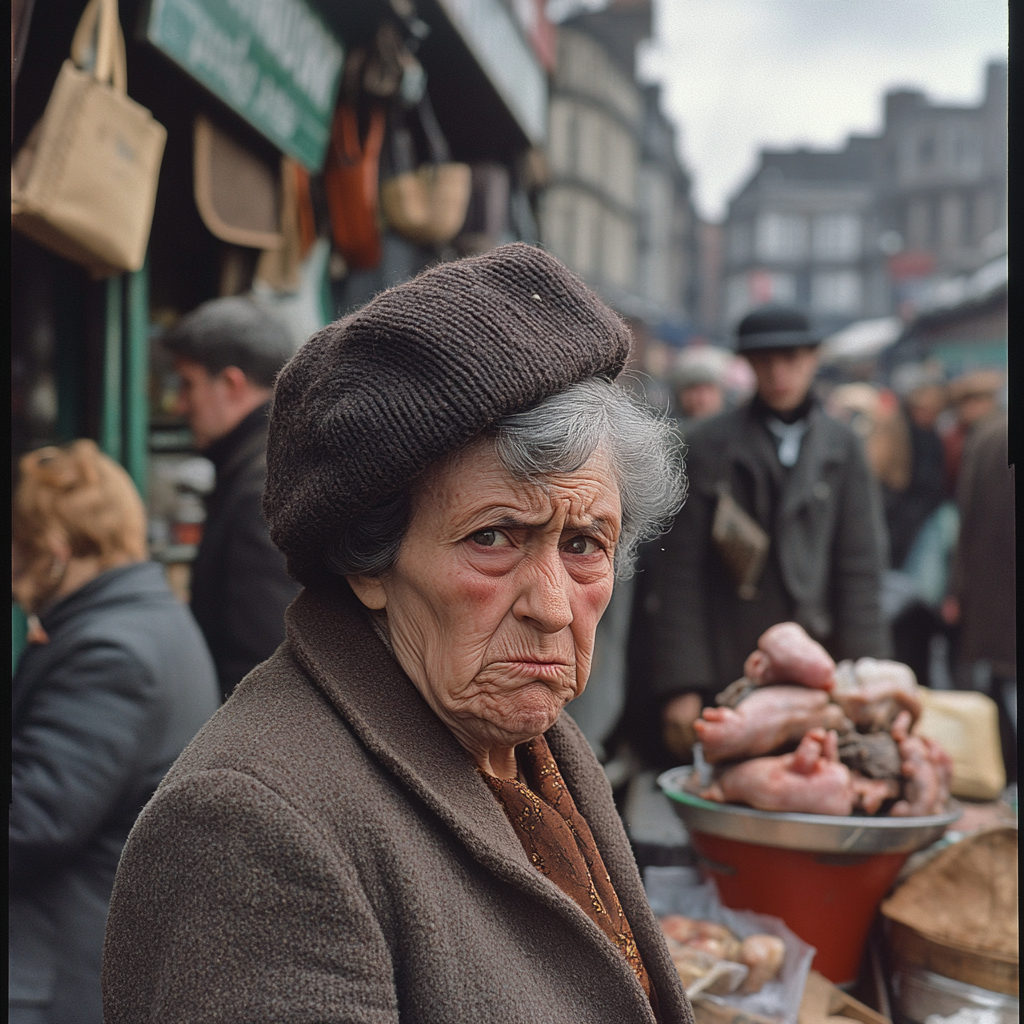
326,377,685,580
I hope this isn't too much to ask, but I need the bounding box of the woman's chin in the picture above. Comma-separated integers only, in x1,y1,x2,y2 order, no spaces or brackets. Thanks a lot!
484,686,567,742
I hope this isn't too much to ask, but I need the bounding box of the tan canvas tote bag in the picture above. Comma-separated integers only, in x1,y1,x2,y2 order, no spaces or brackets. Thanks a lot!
11,0,166,277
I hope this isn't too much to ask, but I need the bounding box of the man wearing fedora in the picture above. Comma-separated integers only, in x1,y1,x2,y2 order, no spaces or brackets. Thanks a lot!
624,305,891,767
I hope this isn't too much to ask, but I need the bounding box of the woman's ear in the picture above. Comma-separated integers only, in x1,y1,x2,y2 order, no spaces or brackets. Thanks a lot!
346,574,388,611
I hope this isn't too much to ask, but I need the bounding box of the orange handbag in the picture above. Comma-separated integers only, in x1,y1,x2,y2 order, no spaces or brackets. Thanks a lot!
324,103,385,271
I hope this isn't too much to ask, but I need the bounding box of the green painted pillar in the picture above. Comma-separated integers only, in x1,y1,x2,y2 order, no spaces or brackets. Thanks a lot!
102,275,124,463
12,604,28,676
124,262,150,497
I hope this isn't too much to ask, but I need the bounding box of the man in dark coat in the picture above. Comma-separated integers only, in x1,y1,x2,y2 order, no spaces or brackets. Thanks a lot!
625,306,891,768
163,297,299,700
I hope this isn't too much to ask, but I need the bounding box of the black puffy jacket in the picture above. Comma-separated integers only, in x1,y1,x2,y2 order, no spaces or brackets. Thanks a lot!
10,561,220,1024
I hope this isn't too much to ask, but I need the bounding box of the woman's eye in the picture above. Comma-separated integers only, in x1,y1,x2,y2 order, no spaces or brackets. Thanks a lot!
564,536,600,556
470,529,508,547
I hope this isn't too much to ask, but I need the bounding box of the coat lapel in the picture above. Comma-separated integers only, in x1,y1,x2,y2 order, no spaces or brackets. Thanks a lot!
778,408,847,523
723,405,780,529
284,586,644,934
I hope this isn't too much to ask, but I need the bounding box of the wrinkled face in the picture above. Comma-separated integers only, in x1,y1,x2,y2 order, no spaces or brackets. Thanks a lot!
745,345,820,414
173,358,234,449
355,439,621,757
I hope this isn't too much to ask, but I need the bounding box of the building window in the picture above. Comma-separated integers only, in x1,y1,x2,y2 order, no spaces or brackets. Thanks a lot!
918,136,935,167
939,195,964,251
726,270,796,326
906,198,931,249
755,212,808,261
955,133,982,176
973,190,996,242
812,213,862,260
728,222,752,263
811,270,862,315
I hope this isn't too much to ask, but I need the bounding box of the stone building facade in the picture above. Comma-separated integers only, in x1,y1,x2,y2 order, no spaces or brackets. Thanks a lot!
875,61,1007,312
539,1,698,333
721,137,881,336
718,61,1006,337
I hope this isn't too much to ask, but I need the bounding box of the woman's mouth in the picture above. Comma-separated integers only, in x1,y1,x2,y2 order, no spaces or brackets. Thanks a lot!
502,660,572,682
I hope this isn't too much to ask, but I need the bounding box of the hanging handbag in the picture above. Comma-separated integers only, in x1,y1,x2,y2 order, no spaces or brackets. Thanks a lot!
255,157,305,294
454,161,511,255
11,0,166,277
324,101,386,271
711,482,770,601
380,92,471,247
193,114,283,251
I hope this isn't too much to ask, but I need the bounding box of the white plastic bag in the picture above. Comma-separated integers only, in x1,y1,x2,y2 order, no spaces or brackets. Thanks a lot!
645,867,816,1024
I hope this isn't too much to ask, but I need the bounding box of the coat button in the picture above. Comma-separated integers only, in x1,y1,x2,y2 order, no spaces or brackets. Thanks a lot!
813,481,830,500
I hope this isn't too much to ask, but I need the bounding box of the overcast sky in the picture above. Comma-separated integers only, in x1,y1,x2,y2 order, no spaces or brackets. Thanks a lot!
635,0,1008,221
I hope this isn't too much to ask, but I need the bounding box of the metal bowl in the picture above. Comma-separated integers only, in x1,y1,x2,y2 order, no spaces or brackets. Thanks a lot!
658,766,961,854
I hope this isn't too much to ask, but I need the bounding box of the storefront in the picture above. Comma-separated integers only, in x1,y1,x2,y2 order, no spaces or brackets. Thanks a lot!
11,0,552,664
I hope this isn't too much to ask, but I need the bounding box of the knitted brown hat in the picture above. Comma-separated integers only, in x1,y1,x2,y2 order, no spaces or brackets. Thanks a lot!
264,243,632,585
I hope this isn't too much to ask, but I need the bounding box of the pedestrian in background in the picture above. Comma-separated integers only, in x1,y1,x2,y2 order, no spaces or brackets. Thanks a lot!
669,346,731,429
10,440,219,1024
162,297,300,700
882,363,954,688
943,384,1015,782
941,369,1003,495
624,305,890,770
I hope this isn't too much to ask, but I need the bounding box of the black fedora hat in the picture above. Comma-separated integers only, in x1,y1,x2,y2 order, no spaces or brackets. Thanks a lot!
736,305,821,353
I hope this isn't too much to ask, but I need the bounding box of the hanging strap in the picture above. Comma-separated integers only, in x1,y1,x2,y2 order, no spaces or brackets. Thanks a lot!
413,90,451,165
70,0,128,93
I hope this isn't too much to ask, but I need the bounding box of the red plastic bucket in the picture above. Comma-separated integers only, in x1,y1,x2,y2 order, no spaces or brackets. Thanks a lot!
689,829,910,985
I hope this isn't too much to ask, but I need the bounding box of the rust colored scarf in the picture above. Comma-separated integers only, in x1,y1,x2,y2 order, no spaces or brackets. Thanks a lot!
480,736,657,1012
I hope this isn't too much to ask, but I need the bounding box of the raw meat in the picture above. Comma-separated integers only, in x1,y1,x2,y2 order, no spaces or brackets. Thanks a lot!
838,730,902,779
743,622,836,691
851,774,901,814
889,710,953,817
832,658,922,732
694,686,851,764
738,934,786,994
660,915,700,945
657,918,785,995
696,729,856,815
659,916,740,959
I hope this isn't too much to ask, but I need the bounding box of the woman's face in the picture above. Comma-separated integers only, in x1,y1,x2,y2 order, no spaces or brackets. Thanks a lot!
348,439,621,768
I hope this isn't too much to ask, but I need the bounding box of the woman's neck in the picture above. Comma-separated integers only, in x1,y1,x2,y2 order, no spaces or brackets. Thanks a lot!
41,554,136,613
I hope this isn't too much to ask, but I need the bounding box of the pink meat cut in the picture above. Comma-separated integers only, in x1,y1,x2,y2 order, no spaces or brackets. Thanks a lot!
832,659,922,732
697,730,856,815
743,622,836,691
889,710,953,816
694,686,851,764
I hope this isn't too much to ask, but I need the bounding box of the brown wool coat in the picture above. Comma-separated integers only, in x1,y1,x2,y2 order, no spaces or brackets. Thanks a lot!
102,583,693,1024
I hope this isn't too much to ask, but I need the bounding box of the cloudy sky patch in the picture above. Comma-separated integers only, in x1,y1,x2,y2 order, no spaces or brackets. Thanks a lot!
636,0,1007,219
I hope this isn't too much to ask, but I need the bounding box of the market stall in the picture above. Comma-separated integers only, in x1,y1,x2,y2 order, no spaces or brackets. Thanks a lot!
643,621,1017,1023
12,0,552,654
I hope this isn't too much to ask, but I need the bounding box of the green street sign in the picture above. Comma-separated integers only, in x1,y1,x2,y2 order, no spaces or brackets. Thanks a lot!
146,0,344,171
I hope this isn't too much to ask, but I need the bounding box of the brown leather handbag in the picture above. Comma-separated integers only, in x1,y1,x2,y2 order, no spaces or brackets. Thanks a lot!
324,102,385,270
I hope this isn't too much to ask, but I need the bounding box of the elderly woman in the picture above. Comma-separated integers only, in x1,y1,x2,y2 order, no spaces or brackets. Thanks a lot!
102,245,691,1023
11,441,220,1024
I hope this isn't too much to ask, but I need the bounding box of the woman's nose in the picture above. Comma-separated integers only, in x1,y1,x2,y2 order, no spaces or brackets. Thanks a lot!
512,550,574,633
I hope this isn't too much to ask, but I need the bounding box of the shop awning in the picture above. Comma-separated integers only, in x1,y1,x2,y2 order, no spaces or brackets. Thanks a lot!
819,317,903,365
